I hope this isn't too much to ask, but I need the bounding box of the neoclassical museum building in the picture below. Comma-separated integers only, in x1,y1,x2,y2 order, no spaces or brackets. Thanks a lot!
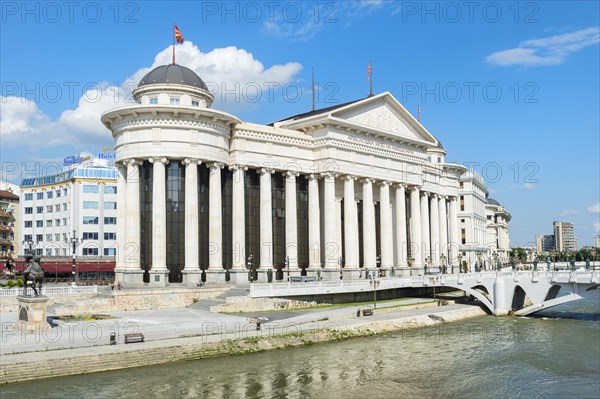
102,64,499,286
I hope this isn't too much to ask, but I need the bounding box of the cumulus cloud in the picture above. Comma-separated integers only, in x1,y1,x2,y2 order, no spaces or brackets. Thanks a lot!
560,209,580,216
588,202,600,213
485,27,599,67
0,42,302,149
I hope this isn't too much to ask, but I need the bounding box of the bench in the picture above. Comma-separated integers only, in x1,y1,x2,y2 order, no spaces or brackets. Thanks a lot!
124,332,145,344
361,308,374,316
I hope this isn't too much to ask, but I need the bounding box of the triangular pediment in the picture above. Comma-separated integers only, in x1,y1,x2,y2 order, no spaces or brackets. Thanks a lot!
331,93,437,145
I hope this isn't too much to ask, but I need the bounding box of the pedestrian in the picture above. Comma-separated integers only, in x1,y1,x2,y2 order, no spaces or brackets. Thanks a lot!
111,281,115,291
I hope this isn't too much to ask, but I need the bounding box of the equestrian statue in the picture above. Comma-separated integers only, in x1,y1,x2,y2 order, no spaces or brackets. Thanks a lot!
23,252,45,296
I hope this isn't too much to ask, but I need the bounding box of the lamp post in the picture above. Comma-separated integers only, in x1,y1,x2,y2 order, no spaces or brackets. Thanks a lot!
376,254,381,277
64,229,82,286
338,257,343,280
286,256,290,282
247,254,254,283
369,270,380,309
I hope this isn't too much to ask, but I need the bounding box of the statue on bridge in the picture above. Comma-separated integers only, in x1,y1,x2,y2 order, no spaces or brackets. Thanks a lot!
23,252,45,296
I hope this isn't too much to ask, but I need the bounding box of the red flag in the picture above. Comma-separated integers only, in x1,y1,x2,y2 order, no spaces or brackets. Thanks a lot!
175,25,184,43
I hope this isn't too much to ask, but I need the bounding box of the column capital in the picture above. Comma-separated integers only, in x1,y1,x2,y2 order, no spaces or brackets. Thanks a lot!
148,156,169,165
362,177,375,185
123,158,142,167
181,158,202,166
420,191,430,198
343,175,357,182
321,171,337,180
430,193,438,199
306,173,319,181
283,170,300,178
229,164,248,172
379,180,391,187
257,167,275,175
407,185,421,192
207,162,224,171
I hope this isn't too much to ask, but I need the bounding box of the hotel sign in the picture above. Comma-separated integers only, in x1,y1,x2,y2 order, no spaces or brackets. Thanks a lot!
63,155,90,165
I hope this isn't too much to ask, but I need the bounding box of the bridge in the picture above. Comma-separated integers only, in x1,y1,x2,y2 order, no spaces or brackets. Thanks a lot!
249,270,600,316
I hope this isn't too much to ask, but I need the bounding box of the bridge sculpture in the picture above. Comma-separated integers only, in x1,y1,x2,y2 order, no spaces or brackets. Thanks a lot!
249,270,599,316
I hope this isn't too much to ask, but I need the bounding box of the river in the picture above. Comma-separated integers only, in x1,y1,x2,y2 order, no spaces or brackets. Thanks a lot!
5,292,599,399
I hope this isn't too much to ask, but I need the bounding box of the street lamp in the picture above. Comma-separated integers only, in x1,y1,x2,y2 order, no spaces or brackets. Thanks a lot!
425,256,432,275
247,254,254,283
338,257,343,280
376,254,381,277
369,270,380,309
64,229,82,286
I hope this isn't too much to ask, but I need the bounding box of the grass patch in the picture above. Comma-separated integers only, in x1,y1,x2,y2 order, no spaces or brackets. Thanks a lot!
53,314,115,322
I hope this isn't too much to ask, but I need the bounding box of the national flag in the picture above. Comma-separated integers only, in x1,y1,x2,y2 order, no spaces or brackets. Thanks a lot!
175,25,184,43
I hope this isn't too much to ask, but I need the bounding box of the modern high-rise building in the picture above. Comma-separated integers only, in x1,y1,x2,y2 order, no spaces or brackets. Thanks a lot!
594,235,600,248
553,221,576,252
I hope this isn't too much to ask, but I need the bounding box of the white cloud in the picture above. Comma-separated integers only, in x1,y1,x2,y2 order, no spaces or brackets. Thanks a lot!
0,42,302,149
523,183,536,190
588,202,600,213
485,27,599,67
560,209,580,216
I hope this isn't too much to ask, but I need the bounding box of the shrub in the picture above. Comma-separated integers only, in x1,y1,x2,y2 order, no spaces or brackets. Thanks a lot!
16,278,24,287
6,280,14,288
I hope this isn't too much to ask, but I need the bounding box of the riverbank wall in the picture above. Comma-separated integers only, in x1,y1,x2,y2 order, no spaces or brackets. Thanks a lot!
1,305,486,385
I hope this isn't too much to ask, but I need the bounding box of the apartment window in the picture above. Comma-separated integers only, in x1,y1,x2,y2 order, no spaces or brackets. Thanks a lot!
55,233,60,241
25,193,33,201
55,204,60,212
36,221,43,227
56,189,61,197
63,233,67,241
47,191,53,199
63,189,67,196
461,228,466,245
104,186,117,194
83,185,99,194
104,202,117,210
46,249,52,256
460,195,465,212
46,234,52,241
24,221,32,228
83,216,99,225
82,247,99,256
36,193,43,200
24,234,32,242
55,219,60,226
149,98,158,104
170,97,180,105
46,205,53,213
62,218,67,225
36,234,43,242
46,220,53,227
36,206,43,213
54,248,61,256
83,201,98,209
104,217,117,224
63,203,67,211
104,232,116,240
104,248,116,256
25,207,33,214
192,100,199,106
83,232,99,240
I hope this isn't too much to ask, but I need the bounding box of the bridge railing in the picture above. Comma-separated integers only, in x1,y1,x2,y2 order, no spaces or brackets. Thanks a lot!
0,286,98,297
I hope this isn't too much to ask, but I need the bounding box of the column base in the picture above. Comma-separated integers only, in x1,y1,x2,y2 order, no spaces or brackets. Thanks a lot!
148,270,169,287
115,269,145,286
305,268,323,281
228,269,251,284
320,269,342,281
205,269,226,283
342,268,362,280
182,270,203,287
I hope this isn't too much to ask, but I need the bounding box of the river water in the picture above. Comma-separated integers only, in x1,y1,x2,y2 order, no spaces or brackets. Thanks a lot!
5,292,599,399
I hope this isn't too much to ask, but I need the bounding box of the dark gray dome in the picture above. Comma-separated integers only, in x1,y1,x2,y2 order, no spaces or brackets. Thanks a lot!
487,198,501,206
138,64,207,90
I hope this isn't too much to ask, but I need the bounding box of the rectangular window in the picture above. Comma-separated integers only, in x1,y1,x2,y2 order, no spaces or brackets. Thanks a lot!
46,220,53,227
46,249,52,256
460,195,465,212
25,221,32,228
25,207,33,214
104,217,117,224
63,188,67,196
192,100,199,106
55,219,60,226
54,248,60,256
46,234,52,241
104,232,116,240
47,191,53,199
55,233,60,241
63,233,67,241
63,203,67,211
461,228,466,245
46,205,53,213
83,232,99,240
25,193,33,201
36,206,43,213
103,248,117,256
56,189,61,197
36,193,43,200
36,220,43,227
62,218,67,225
170,97,180,105
104,202,117,210
36,234,43,242
83,216,98,225
55,204,60,212
104,186,117,194
459,182,464,189
24,234,32,242
83,185,99,193
83,201,98,209
82,247,99,256
149,98,158,104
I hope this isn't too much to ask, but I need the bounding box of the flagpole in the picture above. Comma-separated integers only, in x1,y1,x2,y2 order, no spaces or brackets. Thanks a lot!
172,22,175,64
418,104,421,122
369,60,373,97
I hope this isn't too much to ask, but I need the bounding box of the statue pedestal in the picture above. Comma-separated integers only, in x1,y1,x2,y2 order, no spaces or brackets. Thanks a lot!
15,295,51,333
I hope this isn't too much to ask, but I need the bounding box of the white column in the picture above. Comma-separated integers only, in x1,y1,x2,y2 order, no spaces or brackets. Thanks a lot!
208,163,223,270
322,172,338,268
230,165,246,269
115,162,127,269
420,191,430,265
380,181,393,268
259,168,273,269
430,194,440,266
343,176,358,268
449,196,460,266
183,158,200,271
439,196,448,263
362,179,376,268
284,171,299,268
409,186,422,267
335,198,343,266
395,185,408,267
125,160,141,269
150,157,168,271
307,174,320,269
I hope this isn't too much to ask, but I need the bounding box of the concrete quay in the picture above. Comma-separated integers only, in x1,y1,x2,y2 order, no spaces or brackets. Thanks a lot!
0,295,487,385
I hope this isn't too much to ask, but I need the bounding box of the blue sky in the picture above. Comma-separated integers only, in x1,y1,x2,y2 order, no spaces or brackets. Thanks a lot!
1,1,599,246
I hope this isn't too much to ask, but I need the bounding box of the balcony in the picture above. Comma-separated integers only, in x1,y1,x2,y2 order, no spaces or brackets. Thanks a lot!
0,224,13,232
0,210,13,218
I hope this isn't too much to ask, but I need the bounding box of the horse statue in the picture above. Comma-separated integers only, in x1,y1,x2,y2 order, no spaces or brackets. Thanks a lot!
23,252,45,296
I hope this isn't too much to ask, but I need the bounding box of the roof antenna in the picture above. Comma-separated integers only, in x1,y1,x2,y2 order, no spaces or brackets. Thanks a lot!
312,65,315,111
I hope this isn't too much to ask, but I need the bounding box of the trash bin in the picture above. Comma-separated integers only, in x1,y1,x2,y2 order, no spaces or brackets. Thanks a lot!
256,320,261,331
110,332,116,345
